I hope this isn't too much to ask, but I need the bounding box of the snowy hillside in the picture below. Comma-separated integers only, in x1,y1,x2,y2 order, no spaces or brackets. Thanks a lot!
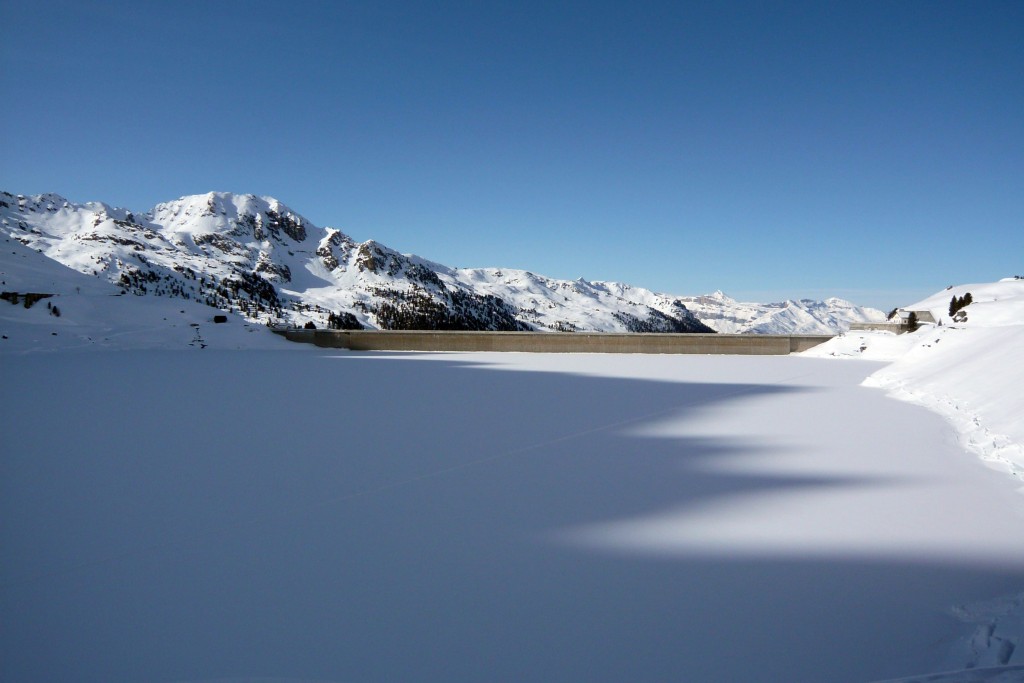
0,233,288,352
805,277,1024,476
1,190,882,334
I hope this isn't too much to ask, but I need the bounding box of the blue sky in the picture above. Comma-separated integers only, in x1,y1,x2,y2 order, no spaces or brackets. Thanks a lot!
2,0,1021,309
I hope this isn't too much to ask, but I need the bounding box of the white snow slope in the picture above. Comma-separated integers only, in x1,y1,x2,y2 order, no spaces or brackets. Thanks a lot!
0,232,290,352
805,277,1024,477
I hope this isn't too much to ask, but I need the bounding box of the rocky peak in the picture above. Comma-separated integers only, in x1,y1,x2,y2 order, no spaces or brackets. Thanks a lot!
1,189,885,334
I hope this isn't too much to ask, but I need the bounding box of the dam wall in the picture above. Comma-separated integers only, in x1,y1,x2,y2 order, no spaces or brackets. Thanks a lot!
274,329,833,355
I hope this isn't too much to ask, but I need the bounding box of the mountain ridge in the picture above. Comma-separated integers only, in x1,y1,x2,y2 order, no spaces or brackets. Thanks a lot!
1,190,884,334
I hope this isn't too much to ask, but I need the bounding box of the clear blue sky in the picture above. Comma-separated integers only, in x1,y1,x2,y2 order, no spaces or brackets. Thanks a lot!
2,0,1021,309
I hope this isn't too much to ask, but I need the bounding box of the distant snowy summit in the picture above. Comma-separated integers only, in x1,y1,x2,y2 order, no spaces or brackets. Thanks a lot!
676,289,884,335
0,190,883,333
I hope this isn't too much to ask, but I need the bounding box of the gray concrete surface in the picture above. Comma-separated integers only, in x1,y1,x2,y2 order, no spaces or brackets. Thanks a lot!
274,329,834,354
849,321,906,333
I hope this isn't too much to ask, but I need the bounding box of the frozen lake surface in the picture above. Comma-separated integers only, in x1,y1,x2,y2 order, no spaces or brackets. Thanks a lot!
2,350,1023,682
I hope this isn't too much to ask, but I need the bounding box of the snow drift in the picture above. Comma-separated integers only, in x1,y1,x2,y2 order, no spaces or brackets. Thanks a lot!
805,277,1024,477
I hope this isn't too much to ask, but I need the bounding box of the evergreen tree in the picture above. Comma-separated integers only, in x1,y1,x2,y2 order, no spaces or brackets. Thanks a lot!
949,293,973,317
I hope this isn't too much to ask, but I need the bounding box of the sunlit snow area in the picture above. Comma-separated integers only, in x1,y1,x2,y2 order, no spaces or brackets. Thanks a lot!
2,257,1024,682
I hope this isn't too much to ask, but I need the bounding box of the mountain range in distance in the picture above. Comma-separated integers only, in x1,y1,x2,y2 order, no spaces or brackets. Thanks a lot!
0,190,885,334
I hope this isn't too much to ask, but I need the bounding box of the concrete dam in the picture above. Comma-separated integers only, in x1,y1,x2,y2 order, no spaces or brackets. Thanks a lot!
273,329,834,355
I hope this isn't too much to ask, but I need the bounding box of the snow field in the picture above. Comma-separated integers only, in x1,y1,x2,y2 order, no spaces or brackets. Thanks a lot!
3,254,1023,681
2,350,1023,682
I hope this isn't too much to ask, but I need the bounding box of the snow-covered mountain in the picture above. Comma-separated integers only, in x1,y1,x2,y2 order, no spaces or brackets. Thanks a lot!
678,289,885,334
0,190,883,333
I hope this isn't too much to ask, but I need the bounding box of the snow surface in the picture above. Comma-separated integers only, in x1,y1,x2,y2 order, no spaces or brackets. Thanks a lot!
3,257,1024,682
2,349,1024,682
804,278,1024,477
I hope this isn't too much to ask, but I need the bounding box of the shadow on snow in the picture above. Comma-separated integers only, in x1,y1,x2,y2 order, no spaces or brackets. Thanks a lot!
0,351,1020,683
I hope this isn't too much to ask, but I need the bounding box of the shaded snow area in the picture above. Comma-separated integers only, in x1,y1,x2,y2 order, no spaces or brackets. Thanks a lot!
3,350,1024,683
